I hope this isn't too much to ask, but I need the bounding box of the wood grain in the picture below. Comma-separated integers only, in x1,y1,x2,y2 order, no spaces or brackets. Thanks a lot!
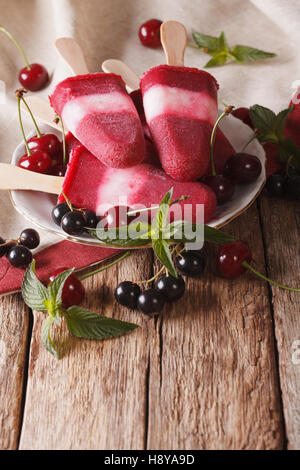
19,250,153,450
0,293,30,449
147,205,284,450
259,195,300,450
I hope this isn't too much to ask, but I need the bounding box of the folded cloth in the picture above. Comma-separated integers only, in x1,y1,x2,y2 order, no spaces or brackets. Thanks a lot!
0,241,121,295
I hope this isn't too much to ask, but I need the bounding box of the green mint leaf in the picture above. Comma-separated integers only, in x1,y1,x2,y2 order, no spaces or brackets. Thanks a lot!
274,106,294,142
66,306,138,340
90,222,151,247
205,52,228,68
191,31,221,53
279,138,300,171
48,268,74,308
218,31,229,51
231,45,276,63
152,239,178,278
21,260,49,311
41,315,59,359
249,105,279,143
153,187,174,235
43,299,61,326
165,221,235,244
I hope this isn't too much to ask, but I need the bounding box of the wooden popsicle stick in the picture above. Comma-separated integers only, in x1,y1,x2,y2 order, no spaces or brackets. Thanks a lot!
160,21,187,66
20,96,67,132
54,37,89,75
102,59,140,92
0,163,63,194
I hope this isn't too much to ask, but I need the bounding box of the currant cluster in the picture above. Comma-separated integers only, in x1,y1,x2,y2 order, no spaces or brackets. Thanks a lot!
266,169,300,200
52,202,99,235
115,251,206,316
0,228,40,268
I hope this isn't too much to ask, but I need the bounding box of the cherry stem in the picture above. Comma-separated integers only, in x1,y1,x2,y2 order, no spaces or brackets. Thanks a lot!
243,262,300,293
241,133,257,152
78,251,131,281
20,95,41,138
55,114,66,166
210,107,234,176
0,25,31,69
17,97,31,156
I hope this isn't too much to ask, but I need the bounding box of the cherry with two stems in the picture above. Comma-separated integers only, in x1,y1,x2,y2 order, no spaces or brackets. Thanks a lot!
15,90,52,174
0,25,48,91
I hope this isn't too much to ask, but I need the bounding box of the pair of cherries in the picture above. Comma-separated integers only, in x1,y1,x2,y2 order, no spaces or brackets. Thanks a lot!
202,108,262,205
15,90,65,176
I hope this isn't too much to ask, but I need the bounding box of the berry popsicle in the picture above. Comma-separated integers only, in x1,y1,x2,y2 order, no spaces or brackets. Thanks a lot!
140,22,219,182
58,145,217,223
50,73,145,168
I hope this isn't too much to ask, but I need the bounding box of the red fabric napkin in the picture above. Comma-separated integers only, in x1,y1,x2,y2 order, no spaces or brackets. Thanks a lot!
0,241,120,295
1,101,299,296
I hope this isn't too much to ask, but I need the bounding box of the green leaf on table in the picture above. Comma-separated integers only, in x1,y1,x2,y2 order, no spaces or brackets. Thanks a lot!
152,239,178,278
166,221,235,244
66,306,138,340
21,260,49,311
190,29,276,68
41,315,59,359
231,45,276,63
205,52,228,68
191,31,224,53
48,268,74,308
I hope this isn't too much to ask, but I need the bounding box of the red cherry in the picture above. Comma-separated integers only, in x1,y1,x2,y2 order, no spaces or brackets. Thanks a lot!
102,206,136,228
28,133,63,162
19,63,49,92
18,149,52,174
217,241,252,279
50,164,66,177
48,267,85,308
225,153,262,184
138,19,162,48
202,174,235,205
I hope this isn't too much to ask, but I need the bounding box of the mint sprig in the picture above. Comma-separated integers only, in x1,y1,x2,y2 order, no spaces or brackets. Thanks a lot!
22,259,138,359
90,188,235,279
249,104,300,171
191,30,276,68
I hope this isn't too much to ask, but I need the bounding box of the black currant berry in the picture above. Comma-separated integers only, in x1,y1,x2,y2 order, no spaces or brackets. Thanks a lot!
7,245,32,268
114,281,141,309
137,289,165,316
284,175,300,200
0,237,11,258
85,210,99,229
52,202,71,226
19,228,40,249
266,174,285,197
175,251,206,277
61,211,85,235
154,275,185,302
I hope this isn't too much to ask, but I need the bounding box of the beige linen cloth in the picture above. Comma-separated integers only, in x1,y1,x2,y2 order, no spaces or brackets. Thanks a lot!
0,0,299,247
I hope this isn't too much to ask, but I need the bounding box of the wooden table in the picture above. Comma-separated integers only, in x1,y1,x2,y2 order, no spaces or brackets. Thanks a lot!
0,194,299,450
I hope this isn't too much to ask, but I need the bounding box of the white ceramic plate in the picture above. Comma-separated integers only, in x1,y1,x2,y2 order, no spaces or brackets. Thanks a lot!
10,117,266,248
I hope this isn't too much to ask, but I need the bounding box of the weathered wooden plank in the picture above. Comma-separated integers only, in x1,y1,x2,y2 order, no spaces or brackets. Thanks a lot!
0,293,30,450
147,205,285,450
259,195,300,450
19,250,153,450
